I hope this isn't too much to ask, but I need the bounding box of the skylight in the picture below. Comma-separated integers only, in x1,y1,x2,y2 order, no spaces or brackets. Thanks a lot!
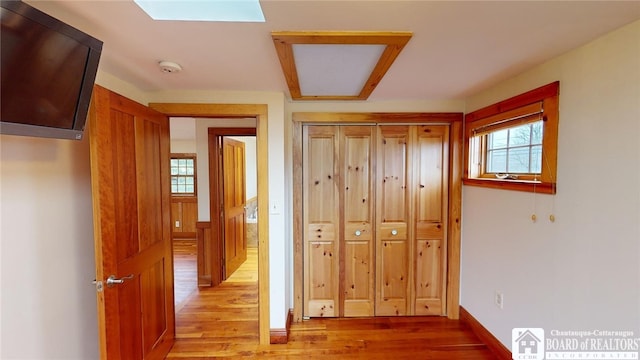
133,0,265,22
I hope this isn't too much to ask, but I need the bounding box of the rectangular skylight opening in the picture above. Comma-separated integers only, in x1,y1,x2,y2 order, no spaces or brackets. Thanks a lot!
134,0,265,22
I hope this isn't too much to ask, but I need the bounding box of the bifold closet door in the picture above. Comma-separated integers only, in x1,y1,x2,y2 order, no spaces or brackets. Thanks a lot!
414,125,449,316
341,126,375,317
303,125,375,318
303,124,449,318
303,126,340,317
375,126,411,316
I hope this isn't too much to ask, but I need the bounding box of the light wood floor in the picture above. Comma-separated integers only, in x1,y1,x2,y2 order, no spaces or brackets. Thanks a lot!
168,245,496,359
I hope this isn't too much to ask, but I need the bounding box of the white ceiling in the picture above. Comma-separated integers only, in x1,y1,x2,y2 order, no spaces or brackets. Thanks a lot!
26,0,640,101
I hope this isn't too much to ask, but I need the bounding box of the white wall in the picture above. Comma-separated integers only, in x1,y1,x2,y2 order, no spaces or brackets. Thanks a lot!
170,139,196,153
0,135,99,359
461,20,640,346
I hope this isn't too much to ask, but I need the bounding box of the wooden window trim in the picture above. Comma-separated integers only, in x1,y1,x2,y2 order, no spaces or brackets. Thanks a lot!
171,153,197,198
464,81,559,194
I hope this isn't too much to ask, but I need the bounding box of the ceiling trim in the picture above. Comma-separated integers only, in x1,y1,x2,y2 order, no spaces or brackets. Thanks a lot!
272,31,412,101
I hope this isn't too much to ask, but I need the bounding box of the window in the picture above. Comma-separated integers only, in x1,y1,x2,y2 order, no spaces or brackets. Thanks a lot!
486,121,542,175
170,154,196,196
464,82,559,194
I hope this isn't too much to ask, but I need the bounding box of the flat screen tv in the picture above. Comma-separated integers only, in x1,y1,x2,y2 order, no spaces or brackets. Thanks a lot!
1,0,102,140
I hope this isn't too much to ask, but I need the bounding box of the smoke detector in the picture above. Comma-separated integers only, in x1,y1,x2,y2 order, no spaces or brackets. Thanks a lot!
158,61,182,73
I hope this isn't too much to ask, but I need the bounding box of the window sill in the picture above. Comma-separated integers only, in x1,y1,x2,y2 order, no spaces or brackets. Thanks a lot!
463,177,556,194
171,195,198,202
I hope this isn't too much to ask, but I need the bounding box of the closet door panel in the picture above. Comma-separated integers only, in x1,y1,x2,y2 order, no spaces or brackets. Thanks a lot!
303,126,339,317
414,125,449,316
341,126,375,317
378,239,407,315
415,239,442,315
376,126,410,316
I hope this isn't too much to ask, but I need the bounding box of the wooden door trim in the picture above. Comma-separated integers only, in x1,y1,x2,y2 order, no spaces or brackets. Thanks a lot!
292,112,463,321
209,128,255,281
149,103,270,345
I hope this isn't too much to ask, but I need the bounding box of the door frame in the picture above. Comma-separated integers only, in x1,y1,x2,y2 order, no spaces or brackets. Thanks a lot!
150,103,270,345
292,112,463,322
209,128,256,280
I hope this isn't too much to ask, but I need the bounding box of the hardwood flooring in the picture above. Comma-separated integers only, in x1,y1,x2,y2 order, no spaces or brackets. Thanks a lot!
173,239,198,312
168,245,497,359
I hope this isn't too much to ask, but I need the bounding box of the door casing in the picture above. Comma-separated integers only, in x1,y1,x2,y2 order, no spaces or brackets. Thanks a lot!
150,103,270,345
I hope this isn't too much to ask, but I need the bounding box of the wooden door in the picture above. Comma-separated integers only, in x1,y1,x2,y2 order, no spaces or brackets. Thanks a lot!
341,126,375,317
413,125,449,315
303,126,340,317
222,137,247,278
89,85,174,359
375,126,410,316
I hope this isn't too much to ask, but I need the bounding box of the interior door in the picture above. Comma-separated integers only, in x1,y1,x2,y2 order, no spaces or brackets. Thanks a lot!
89,85,175,359
222,137,247,278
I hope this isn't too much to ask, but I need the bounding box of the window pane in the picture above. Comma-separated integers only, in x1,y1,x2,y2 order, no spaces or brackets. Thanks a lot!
508,124,531,147
507,147,530,173
531,121,543,144
487,149,507,173
489,130,508,149
170,156,196,194
531,145,542,173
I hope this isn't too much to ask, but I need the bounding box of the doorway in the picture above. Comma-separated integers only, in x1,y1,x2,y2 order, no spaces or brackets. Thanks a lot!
153,103,270,345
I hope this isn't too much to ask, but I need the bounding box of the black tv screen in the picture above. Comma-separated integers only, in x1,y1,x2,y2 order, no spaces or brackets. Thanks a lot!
1,0,102,140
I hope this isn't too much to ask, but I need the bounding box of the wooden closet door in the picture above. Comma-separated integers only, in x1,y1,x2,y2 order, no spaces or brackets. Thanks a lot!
303,126,340,317
413,125,449,315
375,126,410,316
341,126,375,317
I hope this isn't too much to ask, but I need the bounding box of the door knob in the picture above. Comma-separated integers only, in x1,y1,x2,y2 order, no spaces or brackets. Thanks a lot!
106,274,134,287
391,229,398,236
354,230,362,236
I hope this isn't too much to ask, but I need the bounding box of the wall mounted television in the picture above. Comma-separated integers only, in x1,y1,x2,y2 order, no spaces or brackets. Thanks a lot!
1,0,102,140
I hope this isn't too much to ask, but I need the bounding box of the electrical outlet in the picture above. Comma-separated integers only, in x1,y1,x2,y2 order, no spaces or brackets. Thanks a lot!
495,291,504,309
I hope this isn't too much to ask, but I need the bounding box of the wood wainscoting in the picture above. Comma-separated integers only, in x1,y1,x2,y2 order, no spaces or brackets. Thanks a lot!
171,196,198,239
195,221,222,287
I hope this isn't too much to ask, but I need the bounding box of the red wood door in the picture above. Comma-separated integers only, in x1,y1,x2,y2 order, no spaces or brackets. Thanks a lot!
222,137,247,278
89,85,175,359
